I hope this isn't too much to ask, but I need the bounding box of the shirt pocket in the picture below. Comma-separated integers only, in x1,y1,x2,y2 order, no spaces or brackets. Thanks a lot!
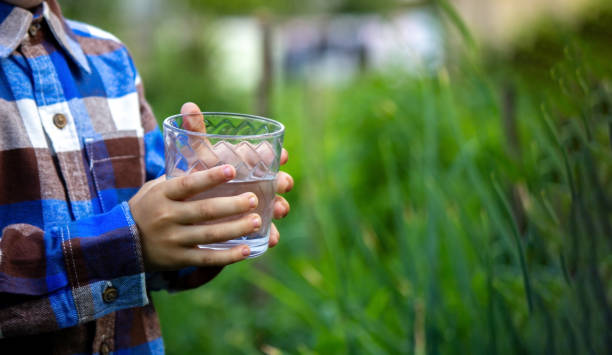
84,130,145,213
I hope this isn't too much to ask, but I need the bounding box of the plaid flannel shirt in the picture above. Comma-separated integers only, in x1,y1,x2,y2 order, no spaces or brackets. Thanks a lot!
0,1,220,353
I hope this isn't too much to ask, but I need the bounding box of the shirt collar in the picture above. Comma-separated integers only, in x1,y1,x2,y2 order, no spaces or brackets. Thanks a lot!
0,0,91,73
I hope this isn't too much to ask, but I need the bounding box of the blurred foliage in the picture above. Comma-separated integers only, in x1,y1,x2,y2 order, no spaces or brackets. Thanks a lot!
60,0,417,18
61,0,612,353
181,0,418,15
60,0,121,30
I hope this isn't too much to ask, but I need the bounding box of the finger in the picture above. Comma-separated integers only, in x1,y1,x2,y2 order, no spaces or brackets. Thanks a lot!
268,223,279,247
179,213,262,246
165,165,235,201
179,102,221,170
183,244,250,267
272,195,290,219
280,148,289,166
181,102,206,133
276,171,294,194
175,192,258,224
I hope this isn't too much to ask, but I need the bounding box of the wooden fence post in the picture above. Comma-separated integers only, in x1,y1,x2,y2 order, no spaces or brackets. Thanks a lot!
257,11,273,117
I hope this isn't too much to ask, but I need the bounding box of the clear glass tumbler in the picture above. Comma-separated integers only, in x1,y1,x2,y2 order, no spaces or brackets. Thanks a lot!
163,112,285,257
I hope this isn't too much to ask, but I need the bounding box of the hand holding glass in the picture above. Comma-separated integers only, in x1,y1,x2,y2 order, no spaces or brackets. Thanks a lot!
163,112,284,257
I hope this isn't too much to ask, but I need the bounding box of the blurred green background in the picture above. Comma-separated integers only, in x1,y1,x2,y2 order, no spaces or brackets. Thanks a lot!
63,0,612,353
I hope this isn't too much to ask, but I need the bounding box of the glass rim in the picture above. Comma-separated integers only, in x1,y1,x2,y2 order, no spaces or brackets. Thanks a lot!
163,112,285,140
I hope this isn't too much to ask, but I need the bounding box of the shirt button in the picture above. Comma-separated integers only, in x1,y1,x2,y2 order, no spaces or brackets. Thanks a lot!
100,341,112,355
102,283,118,303
53,113,67,129
28,23,40,37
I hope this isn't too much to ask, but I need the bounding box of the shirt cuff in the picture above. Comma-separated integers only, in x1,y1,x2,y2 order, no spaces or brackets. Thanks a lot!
146,266,224,293
56,201,148,325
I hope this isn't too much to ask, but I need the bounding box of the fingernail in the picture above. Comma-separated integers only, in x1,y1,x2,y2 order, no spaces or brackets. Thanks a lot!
248,195,257,208
242,246,251,256
252,215,261,229
223,165,233,178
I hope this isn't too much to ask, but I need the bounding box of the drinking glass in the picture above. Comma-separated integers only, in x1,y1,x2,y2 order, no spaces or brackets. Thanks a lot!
163,112,285,257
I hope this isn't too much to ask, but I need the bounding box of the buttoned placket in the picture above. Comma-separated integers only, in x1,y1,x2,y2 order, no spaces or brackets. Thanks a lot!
18,20,94,221
18,20,121,351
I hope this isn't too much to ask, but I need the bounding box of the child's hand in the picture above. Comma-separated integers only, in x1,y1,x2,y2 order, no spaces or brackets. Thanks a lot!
269,149,293,247
129,165,260,271
179,102,293,248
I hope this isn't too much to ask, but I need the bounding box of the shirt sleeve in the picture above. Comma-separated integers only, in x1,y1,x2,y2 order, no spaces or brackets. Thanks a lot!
136,77,165,181
0,202,148,338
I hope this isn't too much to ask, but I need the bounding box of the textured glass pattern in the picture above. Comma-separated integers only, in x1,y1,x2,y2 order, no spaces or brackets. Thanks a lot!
164,113,284,181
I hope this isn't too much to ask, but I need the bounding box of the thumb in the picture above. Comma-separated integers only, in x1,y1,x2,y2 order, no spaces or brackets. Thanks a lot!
181,102,206,133
179,102,217,172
